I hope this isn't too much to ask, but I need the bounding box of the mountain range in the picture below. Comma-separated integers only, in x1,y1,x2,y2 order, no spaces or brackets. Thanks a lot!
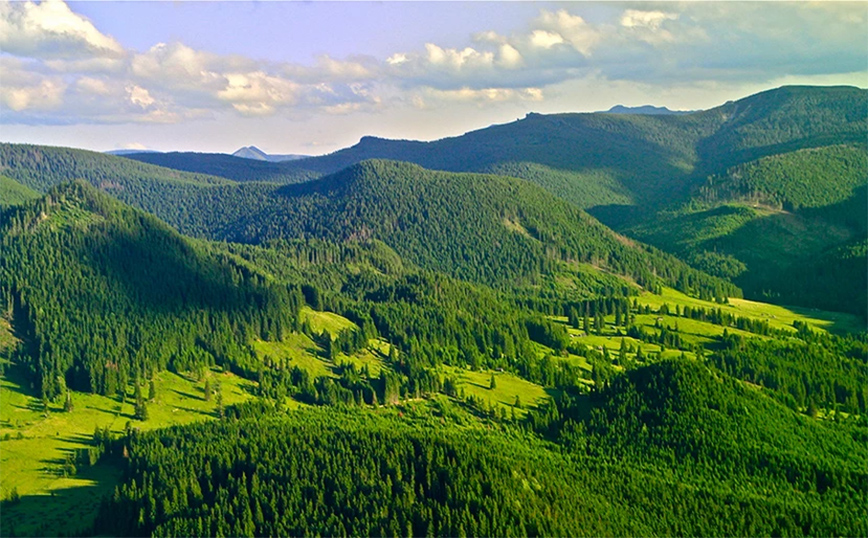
1,84,866,537
80,85,868,316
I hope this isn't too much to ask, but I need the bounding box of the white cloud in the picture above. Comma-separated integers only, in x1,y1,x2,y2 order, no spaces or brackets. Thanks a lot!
0,0,124,59
535,9,601,56
127,85,155,109
387,53,409,66
423,86,543,106
530,30,564,50
1,0,864,129
76,77,110,96
424,44,494,70
498,44,523,69
216,71,298,115
620,10,678,30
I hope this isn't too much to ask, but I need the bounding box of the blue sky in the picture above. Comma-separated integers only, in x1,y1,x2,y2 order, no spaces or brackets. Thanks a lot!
2,1,866,155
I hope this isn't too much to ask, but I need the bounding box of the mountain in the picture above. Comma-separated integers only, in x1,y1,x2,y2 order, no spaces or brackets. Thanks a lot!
124,150,318,184
116,85,868,315
0,180,301,398
0,144,739,301
600,104,691,115
105,149,161,156
232,145,308,162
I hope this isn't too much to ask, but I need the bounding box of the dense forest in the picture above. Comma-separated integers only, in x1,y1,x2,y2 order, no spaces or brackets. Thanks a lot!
95,363,868,538
0,181,301,398
0,147,739,303
115,85,867,316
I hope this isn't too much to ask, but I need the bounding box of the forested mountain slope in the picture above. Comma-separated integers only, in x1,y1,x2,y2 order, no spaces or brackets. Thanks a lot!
96,361,868,538
0,147,739,301
122,86,866,214
630,143,867,316
115,86,868,315
0,181,300,398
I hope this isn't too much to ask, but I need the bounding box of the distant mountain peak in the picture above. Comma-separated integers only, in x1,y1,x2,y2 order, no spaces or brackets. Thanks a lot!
232,146,308,162
601,104,692,116
232,146,270,160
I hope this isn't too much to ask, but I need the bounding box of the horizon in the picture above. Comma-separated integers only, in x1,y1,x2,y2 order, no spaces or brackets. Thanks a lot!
6,83,866,157
2,1,866,155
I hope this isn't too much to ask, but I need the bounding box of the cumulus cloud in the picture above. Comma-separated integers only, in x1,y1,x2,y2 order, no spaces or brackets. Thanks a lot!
0,0,124,59
0,0,864,127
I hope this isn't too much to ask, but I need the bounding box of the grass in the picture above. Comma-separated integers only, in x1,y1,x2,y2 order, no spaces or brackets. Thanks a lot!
251,333,335,379
0,346,252,536
301,306,359,335
437,365,551,418
638,287,864,334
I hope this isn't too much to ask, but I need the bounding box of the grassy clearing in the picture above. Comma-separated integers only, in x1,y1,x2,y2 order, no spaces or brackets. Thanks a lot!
638,287,863,334
0,353,252,536
251,333,334,379
437,365,551,418
301,306,359,335
337,342,389,377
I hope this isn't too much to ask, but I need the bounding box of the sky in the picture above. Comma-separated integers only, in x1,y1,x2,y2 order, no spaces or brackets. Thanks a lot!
1,1,866,155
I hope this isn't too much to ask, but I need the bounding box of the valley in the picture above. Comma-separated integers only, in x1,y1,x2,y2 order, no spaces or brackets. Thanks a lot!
0,84,866,537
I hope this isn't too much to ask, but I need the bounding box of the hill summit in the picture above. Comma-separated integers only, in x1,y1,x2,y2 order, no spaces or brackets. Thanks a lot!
232,146,308,162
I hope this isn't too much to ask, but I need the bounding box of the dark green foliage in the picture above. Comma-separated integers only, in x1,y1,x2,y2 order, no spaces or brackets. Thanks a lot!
711,332,868,414
527,359,868,536
696,144,868,212
0,181,301,398
122,151,318,184
96,405,867,537
0,145,738,303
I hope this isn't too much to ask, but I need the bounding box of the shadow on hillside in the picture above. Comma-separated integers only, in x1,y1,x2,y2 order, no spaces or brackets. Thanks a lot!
0,460,122,538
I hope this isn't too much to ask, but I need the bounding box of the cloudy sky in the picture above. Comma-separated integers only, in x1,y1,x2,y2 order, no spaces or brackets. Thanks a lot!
1,1,866,155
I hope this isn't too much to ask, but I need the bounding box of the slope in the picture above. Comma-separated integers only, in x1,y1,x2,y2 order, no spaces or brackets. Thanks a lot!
0,176,40,207
121,86,867,216
114,87,868,315
0,180,301,398
630,143,868,315
175,159,739,299
0,145,740,301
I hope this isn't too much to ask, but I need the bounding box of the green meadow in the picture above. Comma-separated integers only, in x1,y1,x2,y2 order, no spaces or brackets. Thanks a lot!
437,365,551,418
638,287,864,334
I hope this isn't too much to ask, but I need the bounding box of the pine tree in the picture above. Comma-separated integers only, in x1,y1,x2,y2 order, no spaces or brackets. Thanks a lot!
489,374,497,390
148,380,157,401
63,391,74,413
204,378,212,402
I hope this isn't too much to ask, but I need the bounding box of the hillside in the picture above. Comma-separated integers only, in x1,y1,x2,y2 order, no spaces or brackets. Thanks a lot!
0,181,300,398
0,146,739,301
92,401,868,537
184,159,739,299
126,151,318,184
630,143,867,315
2,182,865,537
114,87,867,316
121,86,866,215
0,176,40,207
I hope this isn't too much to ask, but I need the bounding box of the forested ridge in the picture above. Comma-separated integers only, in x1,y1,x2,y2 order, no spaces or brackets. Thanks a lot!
95,368,868,538
114,85,867,315
0,181,301,398
0,147,739,302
